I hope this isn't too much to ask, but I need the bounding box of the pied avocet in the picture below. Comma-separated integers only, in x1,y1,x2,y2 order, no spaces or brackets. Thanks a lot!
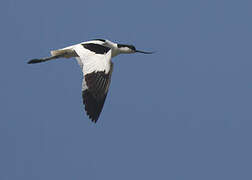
28,39,153,123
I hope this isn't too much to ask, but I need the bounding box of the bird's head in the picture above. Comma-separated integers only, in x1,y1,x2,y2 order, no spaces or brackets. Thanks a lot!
117,44,154,54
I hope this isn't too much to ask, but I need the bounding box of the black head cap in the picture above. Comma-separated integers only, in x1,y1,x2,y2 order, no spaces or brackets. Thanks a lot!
118,43,154,54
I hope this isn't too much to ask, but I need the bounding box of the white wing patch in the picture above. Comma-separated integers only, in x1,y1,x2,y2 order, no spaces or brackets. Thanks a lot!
73,44,111,74
72,44,113,122
75,57,83,69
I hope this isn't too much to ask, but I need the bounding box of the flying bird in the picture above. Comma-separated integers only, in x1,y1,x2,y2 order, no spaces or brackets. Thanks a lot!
28,39,154,122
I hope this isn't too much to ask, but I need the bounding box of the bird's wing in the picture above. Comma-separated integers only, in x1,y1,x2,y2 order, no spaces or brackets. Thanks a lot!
73,43,113,122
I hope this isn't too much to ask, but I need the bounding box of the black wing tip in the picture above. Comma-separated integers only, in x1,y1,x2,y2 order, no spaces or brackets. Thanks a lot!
86,109,99,123
27,59,43,64
82,90,104,123
90,116,99,123
86,105,100,123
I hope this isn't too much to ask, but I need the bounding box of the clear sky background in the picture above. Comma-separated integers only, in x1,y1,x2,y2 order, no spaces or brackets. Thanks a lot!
1,0,252,179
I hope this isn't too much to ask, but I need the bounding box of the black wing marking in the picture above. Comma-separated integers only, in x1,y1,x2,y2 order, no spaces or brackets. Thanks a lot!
82,43,110,54
92,39,106,42
82,63,113,122
82,90,108,123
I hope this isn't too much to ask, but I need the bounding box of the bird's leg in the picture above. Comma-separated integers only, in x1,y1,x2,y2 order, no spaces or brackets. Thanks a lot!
27,54,67,64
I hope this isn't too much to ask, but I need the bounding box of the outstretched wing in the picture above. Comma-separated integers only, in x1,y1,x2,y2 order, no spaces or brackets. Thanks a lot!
73,43,113,122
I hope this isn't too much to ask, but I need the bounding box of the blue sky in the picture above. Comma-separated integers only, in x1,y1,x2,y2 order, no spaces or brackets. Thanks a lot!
1,0,252,179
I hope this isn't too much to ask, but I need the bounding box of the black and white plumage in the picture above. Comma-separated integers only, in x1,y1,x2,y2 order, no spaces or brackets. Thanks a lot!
28,39,153,123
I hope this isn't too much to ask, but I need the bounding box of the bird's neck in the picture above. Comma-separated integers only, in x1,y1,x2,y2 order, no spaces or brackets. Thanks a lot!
104,41,120,57
104,40,132,57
